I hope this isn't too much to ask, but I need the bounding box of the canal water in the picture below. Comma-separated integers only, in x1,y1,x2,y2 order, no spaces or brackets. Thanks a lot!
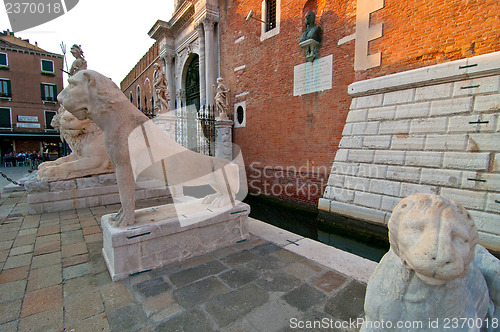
244,194,389,262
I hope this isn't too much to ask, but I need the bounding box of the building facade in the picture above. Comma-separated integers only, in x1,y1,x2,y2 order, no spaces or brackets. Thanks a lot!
0,31,64,159
122,0,500,250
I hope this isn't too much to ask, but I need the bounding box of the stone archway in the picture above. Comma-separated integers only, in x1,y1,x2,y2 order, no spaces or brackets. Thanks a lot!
185,54,200,111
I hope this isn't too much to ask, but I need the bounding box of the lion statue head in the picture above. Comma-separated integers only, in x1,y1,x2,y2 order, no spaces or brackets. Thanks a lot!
388,194,478,285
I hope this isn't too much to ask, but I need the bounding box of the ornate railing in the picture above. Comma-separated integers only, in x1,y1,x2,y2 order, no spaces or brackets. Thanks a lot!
175,104,216,156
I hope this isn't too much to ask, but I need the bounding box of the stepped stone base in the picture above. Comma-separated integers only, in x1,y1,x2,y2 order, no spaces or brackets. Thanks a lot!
102,198,249,281
25,173,181,214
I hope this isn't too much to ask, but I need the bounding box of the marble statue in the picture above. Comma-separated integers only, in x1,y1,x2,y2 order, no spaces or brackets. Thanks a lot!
37,44,113,181
57,69,243,227
37,106,114,181
153,63,170,114
69,44,87,76
361,194,499,332
299,12,322,62
214,77,229,119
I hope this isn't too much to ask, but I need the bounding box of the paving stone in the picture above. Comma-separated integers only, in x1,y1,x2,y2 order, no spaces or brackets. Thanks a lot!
63,274,97,298
283,261,322,280
0,320,18,332
12,234,36,247
181,253,216,268
0,250,8,264
26,264,62,291
173,276,229,309
169,260,227,287
0,241,13,251
312,271,348,293
324,281,366,321
34,234,59,246
255,272,302,293
280,310,343,332
31,252,60,269
60,223,81,232
212,246,236,258
0,231,17,242
283,283,326,312
18,306,63,331
61,253,90,268
9,244,33,256
246,298,301,332
99,281,134,311
142,292,177,317
63,262,92,280
94,270,112,286
219,267,260,289
132,278,170,299
82,225,101,235
273,249,304,264
251,242,282,256
84,233,103,243
0,299,21,324
0,266,29,284
153,309,215,332
246,255,288,272
64,313,110,332
33,241,60,256
64,289,104,324
61,242,88,258
86,241,103,257
221,321,254,332
61,230,84,245
37,224,59,236
21,284,62,317
107,304,147,332
3,253,32,269
220,250,261,267
206,285,269,327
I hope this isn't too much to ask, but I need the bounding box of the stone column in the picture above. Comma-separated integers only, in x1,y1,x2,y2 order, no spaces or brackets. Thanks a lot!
204,18,216,106
164,52,176,112
215,118,233,160
196,23,207,107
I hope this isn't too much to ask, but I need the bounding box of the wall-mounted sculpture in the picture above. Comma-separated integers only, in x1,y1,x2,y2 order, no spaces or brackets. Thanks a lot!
58,70,245,227
153,63,170,115
361,194,499,331
299,11,322,62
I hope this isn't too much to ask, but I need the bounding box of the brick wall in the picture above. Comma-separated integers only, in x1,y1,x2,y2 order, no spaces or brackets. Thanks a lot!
121,42,159,116
359,0,500,80
218,0,355,205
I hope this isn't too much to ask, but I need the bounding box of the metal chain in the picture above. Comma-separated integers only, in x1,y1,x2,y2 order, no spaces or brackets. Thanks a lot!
0,171,24,187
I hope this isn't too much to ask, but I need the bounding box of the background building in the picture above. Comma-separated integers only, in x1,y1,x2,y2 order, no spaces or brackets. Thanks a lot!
0,30,64,160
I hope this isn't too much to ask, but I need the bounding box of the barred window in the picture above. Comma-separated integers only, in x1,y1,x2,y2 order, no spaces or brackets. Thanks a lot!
266,0,277,32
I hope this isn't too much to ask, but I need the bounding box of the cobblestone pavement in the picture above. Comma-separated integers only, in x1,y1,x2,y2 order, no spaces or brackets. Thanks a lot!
0,190,366,331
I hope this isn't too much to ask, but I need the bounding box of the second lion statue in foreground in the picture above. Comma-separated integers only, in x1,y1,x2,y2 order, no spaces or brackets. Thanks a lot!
57,70,243,227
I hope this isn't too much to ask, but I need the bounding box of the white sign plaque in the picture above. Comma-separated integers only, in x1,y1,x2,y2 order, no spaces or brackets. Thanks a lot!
293,55,333,96
18,115,38,122
17,123,41,129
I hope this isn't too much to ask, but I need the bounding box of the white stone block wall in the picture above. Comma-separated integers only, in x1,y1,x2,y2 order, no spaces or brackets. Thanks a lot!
320,52,500,251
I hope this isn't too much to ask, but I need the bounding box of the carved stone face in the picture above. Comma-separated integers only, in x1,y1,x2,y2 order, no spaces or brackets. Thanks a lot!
58,71,93,121
388,194,477,285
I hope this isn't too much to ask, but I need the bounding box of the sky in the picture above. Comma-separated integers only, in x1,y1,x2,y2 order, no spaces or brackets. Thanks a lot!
0,0,174,86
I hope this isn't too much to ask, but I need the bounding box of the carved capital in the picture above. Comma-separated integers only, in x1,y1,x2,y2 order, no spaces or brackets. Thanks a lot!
162,51,176,64
202,17,216,31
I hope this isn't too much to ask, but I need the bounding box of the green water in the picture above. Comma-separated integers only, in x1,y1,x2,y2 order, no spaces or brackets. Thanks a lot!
244,194,389,262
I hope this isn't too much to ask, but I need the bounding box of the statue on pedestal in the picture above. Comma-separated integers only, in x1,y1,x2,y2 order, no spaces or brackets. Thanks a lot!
153,63,170,115
214,77,229,119
299,12,322,62
69,44,87,76
361,194,499,331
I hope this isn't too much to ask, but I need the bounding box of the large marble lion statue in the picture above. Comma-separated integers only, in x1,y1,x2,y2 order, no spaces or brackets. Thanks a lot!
57,69,245,227
37,106,114,181
361,194,499,332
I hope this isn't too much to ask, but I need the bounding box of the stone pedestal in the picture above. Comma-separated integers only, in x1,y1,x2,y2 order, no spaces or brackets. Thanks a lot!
215,118,233,160
25,173,181,214
153,112,177,140
102,198,250,281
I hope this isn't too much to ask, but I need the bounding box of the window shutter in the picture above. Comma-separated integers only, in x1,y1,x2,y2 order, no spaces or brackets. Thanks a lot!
40,84,45,100
6,80,11,97
0,108,11,128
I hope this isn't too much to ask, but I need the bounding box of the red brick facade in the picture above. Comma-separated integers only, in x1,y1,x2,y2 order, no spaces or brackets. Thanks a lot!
0,33,63,157
121,42,159,117
218,0,500,205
